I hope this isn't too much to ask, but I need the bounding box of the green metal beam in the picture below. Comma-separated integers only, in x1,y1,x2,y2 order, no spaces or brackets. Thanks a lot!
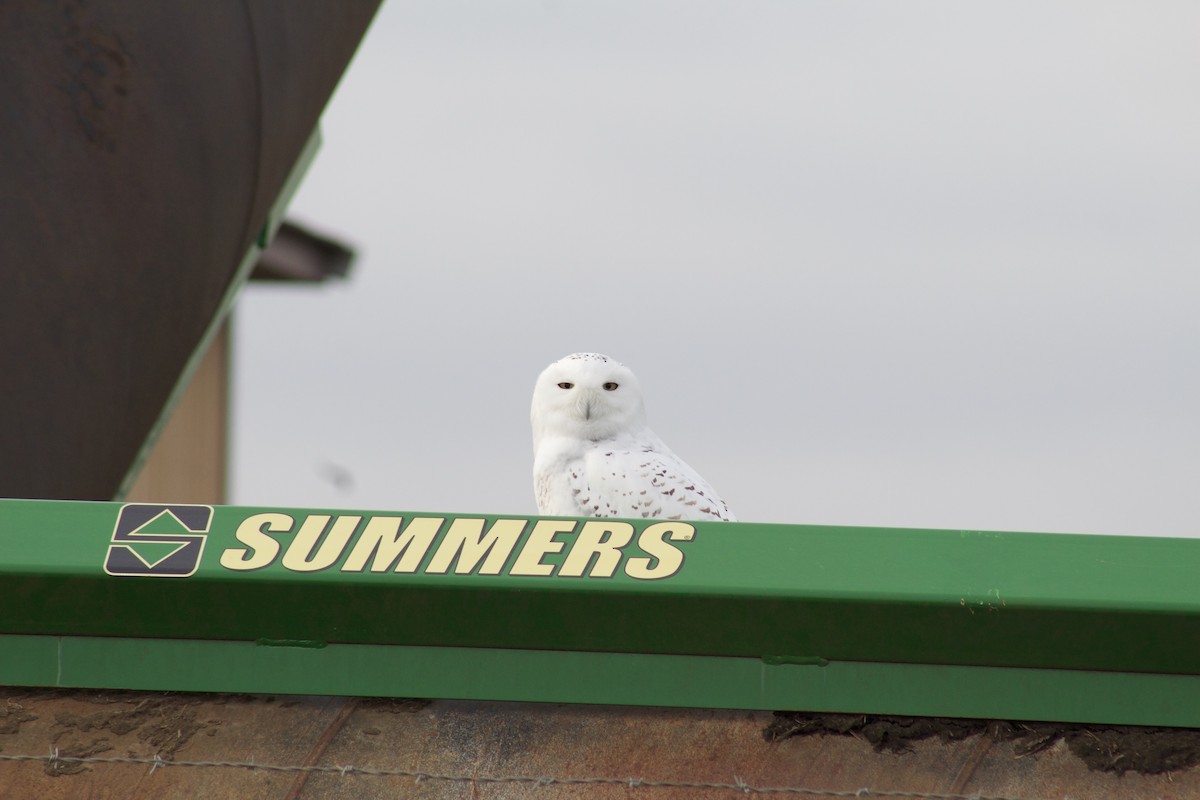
4,634,1198,728
2,499,1198,726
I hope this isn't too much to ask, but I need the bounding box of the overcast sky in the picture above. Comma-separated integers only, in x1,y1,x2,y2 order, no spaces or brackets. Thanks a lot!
231,1,1198,538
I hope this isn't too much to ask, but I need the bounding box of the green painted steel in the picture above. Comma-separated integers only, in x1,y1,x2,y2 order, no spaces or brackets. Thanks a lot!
3,634,1200,728
2,498,1199,724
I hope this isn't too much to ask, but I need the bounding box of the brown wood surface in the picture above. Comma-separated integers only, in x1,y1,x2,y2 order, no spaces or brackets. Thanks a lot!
2,689,1198,799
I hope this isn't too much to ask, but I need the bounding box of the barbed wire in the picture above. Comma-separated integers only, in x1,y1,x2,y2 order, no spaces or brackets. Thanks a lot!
0,749,1041,800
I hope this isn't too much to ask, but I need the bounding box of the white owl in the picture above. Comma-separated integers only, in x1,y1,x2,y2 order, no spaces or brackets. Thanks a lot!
531,353,735,522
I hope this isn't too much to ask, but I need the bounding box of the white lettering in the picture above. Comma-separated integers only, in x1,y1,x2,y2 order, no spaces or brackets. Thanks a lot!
559,520,634,578
511,520,576,576
425,518,526,575
624,522,694,580
282,515,361,572
220,513,291,571
341,516,442,573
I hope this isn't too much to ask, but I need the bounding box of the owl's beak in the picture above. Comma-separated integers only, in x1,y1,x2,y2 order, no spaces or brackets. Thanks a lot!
577,391,596,421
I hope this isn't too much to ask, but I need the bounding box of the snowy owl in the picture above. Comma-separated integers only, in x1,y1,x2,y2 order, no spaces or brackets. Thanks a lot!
531,353,735,522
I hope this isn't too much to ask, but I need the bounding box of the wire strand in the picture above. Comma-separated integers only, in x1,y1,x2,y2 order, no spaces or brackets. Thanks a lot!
0,751,1042,800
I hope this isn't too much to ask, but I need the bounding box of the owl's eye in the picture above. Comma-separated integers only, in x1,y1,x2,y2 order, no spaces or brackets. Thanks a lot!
603,382,619,391
557,382,574,389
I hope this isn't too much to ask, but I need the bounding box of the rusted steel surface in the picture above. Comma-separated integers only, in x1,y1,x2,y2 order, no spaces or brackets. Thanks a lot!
2,690,1199,799
0,0,379,501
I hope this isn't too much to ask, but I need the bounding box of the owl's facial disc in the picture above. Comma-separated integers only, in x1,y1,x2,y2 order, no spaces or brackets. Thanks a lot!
532,353,646,442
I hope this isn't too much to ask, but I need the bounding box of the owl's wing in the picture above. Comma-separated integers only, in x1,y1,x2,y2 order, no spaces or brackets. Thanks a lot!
574,439,736,522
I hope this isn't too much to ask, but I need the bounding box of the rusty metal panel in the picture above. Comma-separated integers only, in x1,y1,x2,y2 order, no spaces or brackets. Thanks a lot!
2,690,1200,799
0,0,379,501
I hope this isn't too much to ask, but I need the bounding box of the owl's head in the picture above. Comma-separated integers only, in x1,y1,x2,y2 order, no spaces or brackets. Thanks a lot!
531,353,647,445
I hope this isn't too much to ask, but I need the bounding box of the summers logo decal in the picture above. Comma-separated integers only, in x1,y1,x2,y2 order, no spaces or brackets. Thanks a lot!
218,515,694,580
104,503,212,577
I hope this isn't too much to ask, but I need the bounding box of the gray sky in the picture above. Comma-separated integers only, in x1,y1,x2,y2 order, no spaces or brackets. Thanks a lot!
231,1,1198,537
